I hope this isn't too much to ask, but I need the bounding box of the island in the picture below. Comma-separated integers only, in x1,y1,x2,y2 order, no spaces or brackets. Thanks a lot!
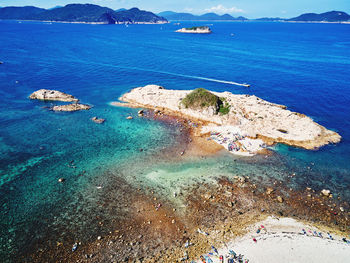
176,26,212,34
116,85,341,155
52,104,91,112
29,89,78,102
29,89,91,112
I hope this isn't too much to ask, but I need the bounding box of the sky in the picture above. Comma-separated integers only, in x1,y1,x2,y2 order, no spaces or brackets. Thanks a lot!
0,0,349,18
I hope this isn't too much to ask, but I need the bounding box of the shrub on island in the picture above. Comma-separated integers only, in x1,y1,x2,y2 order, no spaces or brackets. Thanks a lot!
181,88,230,115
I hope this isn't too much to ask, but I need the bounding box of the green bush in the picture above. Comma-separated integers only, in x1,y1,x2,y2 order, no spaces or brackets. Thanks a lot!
185,26,208,30
181,88,230,115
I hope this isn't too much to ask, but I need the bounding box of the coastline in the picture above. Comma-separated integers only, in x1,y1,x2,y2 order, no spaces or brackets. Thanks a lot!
18,103,349,262
25,159,350,262
0,19,169,25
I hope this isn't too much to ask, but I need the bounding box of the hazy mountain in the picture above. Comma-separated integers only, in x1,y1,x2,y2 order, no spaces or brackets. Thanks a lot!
159,11,248,21
255,17,286,21
289,11,350,22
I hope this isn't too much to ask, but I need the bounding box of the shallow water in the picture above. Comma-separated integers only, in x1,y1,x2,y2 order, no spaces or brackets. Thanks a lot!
0,20,349,261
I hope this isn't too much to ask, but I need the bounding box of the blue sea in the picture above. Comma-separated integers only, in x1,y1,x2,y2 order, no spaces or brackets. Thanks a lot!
0,20,350,261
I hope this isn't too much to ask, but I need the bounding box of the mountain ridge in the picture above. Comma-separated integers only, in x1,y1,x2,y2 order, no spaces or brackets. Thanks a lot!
0,4,167,24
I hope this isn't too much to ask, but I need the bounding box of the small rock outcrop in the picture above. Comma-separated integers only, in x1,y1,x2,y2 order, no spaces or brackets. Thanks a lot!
176,26,212,34
29,89,78,102
91,117,105,124
52,104,91,112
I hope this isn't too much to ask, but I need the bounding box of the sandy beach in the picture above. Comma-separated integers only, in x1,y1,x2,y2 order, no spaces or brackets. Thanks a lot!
195,216,350,263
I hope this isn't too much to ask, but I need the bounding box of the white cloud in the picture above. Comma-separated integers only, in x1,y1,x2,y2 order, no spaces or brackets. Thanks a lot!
205,4,244,14
184,7,194,12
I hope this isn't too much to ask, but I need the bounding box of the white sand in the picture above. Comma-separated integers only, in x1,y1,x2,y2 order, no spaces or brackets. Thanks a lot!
195,216,350,263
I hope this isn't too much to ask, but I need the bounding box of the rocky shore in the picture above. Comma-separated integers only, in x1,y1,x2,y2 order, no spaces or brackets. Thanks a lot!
21,107,349,263
117,85,341,155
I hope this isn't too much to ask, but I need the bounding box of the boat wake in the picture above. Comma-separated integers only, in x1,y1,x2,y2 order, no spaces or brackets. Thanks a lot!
92,62,250,87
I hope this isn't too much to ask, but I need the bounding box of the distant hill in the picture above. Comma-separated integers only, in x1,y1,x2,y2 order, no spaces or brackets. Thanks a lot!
254,17,286,22
113,8,167,23
0,4,167,24
289,11,350,22
0,6,45,19
158,11,248,21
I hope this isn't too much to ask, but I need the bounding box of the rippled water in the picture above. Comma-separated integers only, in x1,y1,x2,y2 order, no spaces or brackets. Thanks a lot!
0,20,349,261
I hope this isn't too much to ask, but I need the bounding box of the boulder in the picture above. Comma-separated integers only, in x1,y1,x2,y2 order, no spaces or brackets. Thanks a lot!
52,103,91,112
29,89,78,102
321,189,331,197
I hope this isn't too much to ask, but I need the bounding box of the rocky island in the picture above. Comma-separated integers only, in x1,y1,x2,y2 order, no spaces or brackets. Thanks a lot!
29,89,91,112
117,85,341,155
176,26,212,34
29,89,78,102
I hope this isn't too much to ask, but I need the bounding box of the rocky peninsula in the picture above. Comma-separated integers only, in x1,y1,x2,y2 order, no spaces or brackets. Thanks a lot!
29,89,91,112
117,85,341,155
176,26,212,34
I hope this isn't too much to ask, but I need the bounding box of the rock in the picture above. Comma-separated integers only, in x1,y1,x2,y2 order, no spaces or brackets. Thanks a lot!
277,196,284,203
58,178,65,183
266,187,274,195
203,193,213,200
321,189,331,197
91,117,105,124
29,89,78,102
52,103,91,112
126,116,133,119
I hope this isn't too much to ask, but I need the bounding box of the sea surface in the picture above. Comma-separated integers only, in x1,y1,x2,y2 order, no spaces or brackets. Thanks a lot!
0,20,349,261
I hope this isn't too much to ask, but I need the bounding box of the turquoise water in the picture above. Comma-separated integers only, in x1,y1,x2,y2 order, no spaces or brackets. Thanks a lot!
0,20,350,261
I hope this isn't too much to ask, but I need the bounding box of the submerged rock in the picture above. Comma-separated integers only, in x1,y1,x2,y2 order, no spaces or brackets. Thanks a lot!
52,103,91,112
58,178,65,183
91,117,105,124
29,89,78,102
